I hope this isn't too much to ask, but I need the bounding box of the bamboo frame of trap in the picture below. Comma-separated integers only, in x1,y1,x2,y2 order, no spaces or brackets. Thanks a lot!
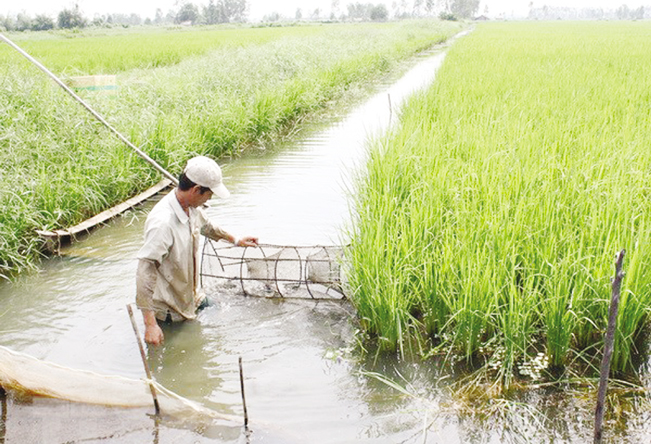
200,240,346,300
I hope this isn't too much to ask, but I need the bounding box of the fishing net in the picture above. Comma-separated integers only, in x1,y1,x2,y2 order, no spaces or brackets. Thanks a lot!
201,241,347,300
0,346,239,426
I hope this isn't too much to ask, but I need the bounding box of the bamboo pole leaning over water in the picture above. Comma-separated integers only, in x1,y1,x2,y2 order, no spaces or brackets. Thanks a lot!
0,33,178,185
593,249,625,444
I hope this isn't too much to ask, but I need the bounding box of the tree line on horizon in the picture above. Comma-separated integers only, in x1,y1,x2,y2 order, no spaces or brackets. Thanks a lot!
527,3,648,20
0,1,247,32
0,0,484,32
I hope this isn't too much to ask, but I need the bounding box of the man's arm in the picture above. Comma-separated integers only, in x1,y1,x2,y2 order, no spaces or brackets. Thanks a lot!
200,216,258,247
136,258,164,345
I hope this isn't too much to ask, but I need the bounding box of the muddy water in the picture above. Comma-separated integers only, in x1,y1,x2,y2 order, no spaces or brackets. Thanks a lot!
0,43,456,444
1,32,650,443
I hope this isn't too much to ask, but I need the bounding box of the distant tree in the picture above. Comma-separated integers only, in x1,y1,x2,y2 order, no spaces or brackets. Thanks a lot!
91,15,107,27
311,8,321,19
263,11,281,21
412,0,424,16
144,17,152,25
331,0,341,18
15,13,33,31
203,0,221,24
346,3,390,21
32,14,55,31
105,13,141,26
450,0,480,18
175,2,200,24
581,8,605,19
615,4,630,19
399,0,409,17
154,8,164,24
0,14,13,31
347,3,370,20
295,8,303,20
221,0,247,22
201,0,247,24
58,4,87,29
370,4,389,20
631,6,645,19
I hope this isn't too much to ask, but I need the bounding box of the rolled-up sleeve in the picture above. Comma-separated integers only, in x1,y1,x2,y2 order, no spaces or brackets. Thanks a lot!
198,207,230,242
136,215,174,314
136,258,158,311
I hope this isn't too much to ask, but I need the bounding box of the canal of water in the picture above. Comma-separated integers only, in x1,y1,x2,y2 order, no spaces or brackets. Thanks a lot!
1,30,650,443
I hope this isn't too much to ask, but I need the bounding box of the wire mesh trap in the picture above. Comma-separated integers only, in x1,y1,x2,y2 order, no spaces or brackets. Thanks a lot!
201,240,346,300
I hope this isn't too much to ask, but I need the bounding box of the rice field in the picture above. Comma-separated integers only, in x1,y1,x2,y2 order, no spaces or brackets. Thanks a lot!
0,25,346,75
0,20,464,279
347,21,651,387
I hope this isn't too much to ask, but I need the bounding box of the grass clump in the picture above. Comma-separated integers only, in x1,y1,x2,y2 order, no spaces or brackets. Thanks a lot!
0,20,464,279
347,21,651,387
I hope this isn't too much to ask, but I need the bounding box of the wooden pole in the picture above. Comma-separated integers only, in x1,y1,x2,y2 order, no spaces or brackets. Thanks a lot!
239,356,249,428
1,386,6,443
593,249,625,444
127,304,161,415
0,33,178,185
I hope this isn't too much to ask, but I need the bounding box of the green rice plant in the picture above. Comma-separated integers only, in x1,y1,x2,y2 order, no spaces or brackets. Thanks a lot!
347,21,651,386
0,20,464,279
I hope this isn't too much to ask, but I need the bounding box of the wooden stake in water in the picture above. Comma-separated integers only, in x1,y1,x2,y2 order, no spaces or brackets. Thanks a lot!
593,249,625,444
127,304,161,415
239,356,249,428
1,387,6,443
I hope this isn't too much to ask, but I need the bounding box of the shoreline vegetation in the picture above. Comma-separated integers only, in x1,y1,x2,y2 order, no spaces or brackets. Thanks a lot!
347,21,651,388
0,20,464,279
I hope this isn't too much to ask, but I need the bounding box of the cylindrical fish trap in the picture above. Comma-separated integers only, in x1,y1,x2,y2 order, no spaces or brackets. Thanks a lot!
201,240,346,300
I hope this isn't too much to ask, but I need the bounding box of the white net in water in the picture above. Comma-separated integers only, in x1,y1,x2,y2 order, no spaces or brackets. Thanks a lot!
0,345,239,426
201,241,346,300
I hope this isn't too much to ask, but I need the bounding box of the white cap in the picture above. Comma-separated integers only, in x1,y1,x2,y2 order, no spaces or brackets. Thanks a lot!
184,156,230,199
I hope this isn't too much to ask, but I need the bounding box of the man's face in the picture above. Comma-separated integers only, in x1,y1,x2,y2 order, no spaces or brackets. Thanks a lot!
189,186,213,208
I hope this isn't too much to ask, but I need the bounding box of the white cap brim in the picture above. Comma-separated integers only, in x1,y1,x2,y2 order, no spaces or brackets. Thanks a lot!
211,182,230,199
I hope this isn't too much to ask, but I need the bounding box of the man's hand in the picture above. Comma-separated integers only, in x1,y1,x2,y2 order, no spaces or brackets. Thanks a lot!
144,323,164,345
142,310,164,345
237,236,259,247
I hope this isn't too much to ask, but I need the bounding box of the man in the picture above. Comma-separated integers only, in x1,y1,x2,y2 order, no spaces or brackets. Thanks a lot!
136,156,258,345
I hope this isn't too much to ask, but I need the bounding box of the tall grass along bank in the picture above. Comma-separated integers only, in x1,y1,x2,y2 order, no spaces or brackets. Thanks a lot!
347,21,651,387
0,20,464,279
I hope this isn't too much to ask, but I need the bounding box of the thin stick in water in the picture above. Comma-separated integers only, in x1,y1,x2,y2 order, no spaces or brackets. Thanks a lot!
239,356,249,428
127,304,161,415
593,249,625,444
